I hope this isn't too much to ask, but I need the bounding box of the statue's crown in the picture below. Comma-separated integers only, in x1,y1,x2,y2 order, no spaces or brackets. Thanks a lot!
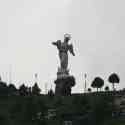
64,34,71,39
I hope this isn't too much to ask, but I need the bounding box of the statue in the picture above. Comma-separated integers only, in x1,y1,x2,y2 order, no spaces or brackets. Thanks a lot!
52,34,75,76
52,34,76,96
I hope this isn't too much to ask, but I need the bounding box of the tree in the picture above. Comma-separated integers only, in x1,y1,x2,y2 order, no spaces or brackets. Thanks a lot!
19,84,28,96
0,78,8,95
105,86,109,92
48,89,54,97
108,73,120,91
8,83,17,95
32,83,41,95
88,88,92,93
27,87,32,96
91,77,104,92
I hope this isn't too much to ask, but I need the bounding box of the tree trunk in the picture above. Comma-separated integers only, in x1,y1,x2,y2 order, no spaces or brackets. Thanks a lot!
97,88,98,92
100,88,101,91
112,83,115,91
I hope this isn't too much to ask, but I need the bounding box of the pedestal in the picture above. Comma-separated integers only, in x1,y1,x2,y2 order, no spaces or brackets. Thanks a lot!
54,68,76,96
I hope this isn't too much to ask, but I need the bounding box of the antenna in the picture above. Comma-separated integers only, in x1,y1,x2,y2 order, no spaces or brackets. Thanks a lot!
84,73,87,93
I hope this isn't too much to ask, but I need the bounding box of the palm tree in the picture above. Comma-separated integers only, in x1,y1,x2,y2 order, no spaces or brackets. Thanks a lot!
108,73,120,91
91,77,104,92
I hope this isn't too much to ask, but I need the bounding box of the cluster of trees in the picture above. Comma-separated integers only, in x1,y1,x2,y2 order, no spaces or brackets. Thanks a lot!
88,73,120,92
0,78,41,96
18,83,41,96
0,72,120,96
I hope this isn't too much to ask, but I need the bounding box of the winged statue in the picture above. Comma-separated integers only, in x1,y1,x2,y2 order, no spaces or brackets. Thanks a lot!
52,34,75,70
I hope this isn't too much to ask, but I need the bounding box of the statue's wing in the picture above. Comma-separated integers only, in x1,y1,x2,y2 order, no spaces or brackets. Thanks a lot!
69,44,75,56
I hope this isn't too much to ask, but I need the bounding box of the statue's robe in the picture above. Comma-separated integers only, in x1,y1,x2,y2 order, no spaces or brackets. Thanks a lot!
53,40,74,70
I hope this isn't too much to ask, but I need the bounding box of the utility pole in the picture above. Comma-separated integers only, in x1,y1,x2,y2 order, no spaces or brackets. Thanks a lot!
34,73,38,83
45,82,48,94
50,84,52,90
84,73,87,93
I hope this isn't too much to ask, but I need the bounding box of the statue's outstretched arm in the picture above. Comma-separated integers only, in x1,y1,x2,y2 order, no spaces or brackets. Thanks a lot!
69,44,75,56
52,42,57,46
52,40,61,47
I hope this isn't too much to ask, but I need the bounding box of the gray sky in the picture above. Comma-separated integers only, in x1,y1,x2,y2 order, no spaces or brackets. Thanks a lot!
0,0,125,93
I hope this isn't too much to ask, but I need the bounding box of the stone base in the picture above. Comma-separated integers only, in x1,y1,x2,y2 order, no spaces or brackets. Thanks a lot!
54,75,75,96
57,67,69,79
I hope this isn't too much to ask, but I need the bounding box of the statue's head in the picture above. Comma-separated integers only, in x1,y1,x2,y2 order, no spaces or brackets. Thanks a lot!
64,34,71,43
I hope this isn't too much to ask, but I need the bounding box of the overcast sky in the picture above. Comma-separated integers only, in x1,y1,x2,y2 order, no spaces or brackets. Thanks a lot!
0,0,125,93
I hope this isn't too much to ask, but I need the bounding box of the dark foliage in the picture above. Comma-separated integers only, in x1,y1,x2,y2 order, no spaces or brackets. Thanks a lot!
19,84,28,96
105,86,109,92
10,96,47,125
88,88,91,92
108,73,120,91
0,76,122,125
91,77,104,92
48,89,54,97
0,81,8,96
32,83,41,96
8,84,17,95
